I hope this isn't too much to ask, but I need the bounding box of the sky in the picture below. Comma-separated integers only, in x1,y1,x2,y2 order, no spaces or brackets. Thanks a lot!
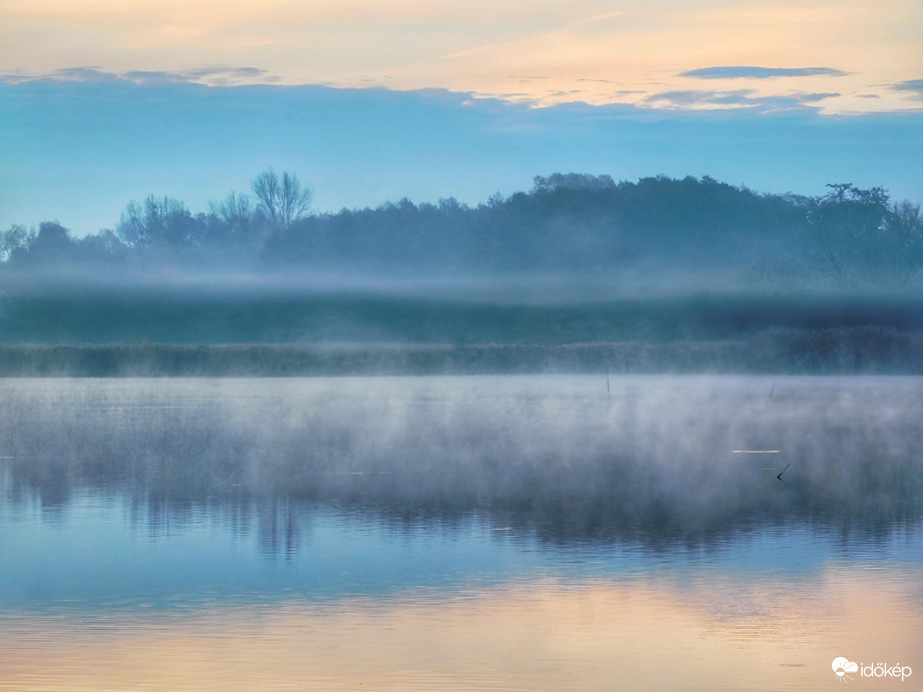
1,0,921,234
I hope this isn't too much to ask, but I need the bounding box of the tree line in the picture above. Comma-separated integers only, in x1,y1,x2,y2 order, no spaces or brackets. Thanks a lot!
2,170,921,288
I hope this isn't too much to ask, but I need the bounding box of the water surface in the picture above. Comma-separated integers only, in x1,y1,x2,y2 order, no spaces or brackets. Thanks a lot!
1,376,920,690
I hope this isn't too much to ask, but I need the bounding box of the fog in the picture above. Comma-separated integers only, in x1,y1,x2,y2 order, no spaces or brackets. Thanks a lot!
3,376,920,548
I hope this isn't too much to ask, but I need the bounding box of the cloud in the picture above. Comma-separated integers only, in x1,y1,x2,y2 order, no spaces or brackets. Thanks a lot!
798,92,840,103
0,65,278,86
893,79,923,94
2,77,922,235
0,66,120,84
1,0,918,115
680,66,848,80
648,89,755,106
645,89,840,111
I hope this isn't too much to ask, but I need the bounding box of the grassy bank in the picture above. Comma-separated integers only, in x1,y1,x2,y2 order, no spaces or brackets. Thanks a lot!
2,288,921,374
0,327,921,376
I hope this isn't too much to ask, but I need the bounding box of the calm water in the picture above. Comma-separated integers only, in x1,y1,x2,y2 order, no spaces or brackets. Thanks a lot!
0,376,920,690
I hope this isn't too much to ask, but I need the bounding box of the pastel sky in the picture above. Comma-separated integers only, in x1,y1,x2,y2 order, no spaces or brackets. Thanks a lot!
1,0,921,233
4,0,923,112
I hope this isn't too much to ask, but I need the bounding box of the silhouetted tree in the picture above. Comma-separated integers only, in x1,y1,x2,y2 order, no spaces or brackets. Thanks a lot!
77,229,128,263
21,222,76,264
205,192,261,246
117,195,200,248
5,173,921,287
251,169,312,228
883,200,923,285
799,183,918,286
532,173,616,192
0,224,33,262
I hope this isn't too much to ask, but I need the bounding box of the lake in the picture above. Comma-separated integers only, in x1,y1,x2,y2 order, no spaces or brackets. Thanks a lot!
0,376,920,690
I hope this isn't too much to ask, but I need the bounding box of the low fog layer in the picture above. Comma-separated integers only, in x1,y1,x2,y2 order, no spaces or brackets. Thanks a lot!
3,376,920,545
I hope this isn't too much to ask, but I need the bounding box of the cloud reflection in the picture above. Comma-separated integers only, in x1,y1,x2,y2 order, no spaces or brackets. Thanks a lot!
0,571,919,690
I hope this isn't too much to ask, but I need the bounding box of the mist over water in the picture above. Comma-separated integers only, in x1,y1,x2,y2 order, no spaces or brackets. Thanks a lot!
1,375,920,689
3,375,922,538
2,376,921,587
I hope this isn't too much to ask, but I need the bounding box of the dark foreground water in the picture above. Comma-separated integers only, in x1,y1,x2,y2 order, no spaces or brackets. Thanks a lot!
0,376,920,690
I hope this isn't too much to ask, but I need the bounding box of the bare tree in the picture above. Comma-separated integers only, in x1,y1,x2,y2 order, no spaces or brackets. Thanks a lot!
251,170,281,226
117,196,198,248
251,168,312,228
207,191,259,245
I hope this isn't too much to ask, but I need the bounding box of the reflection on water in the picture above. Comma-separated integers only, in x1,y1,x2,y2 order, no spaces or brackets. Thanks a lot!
1,573,920,691
0,376,921,689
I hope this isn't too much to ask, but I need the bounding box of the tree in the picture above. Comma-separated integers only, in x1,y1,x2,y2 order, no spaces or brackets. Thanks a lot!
22,222,76,264
0,224,33,263
800,183,922,286
206,192,260,246
251,168,313,228
532,173,616,193
77,229,128,263
116,195,200,248
883,200,923,285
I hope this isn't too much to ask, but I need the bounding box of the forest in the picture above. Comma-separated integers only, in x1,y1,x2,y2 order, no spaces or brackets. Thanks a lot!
2,171,921,290
2,172,921,374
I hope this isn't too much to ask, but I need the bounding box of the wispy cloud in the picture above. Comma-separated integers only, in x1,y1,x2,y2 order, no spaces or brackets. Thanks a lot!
649,89,755,106
0,65,279,86
645,89,840,112
680,66,848,80
797,93,840,103
892,79,923,94
1,1,920,114
509,75,549,83
0,66,120,84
